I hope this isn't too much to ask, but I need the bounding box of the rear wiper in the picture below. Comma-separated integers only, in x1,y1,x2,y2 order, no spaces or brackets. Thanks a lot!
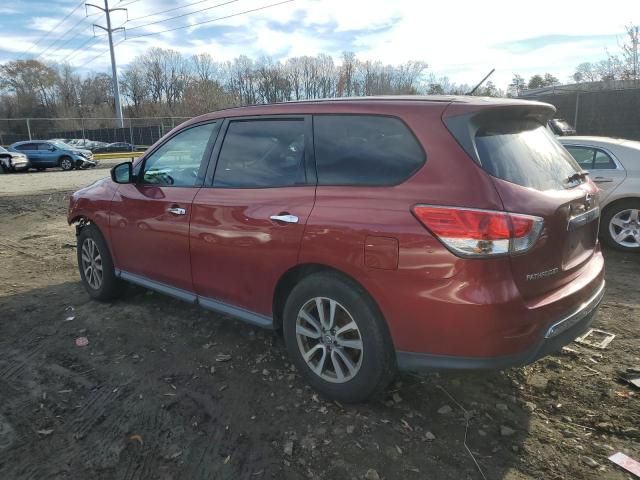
566,171,589,183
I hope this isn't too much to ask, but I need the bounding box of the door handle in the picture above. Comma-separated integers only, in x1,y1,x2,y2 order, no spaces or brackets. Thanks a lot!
167,207,186,215
270,214,299,223
593,177,613,183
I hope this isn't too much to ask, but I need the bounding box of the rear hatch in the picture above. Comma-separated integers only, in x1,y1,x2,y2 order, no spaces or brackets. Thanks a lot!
444,102,600,299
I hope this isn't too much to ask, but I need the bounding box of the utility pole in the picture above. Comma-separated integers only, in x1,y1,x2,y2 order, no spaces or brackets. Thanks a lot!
87,0,126,128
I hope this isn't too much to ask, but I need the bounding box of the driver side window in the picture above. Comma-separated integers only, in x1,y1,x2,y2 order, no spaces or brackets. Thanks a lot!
142,122,217,187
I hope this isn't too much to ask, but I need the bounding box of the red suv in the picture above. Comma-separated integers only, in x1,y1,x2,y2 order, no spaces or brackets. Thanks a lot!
69,97,605,402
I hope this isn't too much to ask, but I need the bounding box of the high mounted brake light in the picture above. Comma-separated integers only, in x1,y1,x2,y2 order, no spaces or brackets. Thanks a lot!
412,205,544,257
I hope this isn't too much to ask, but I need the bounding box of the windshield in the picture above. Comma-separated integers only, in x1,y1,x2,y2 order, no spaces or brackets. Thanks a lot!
475,120,583,191
51,141,74,150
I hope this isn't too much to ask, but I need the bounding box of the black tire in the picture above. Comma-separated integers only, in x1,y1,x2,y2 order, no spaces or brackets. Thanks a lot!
77,224,123,300
36,167,45,172
282,272,396,403
601,199,640,252
59,156,74,171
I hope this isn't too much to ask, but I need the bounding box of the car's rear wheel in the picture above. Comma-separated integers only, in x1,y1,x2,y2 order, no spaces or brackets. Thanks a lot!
77,224,123,300
60,156,74,171
602,199,640,252
282,272,395,403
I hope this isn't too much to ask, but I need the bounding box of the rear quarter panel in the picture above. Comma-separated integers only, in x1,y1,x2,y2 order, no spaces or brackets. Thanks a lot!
298,103,509,352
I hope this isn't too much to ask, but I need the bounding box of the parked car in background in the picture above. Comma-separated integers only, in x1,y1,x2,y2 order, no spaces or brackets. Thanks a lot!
92,142,135,153
9,140,96,171
65,139,109,152
68,97,605,402
548,118,576,136
0,145,30,172
559,136,640,252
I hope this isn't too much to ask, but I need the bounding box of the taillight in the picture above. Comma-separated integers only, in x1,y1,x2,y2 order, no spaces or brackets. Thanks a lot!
412,205,543,257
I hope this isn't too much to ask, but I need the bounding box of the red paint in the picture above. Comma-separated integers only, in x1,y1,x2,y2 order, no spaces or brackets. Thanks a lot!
109,185,197,291
364,236,399,270
68,97,605,363
190,187,315,313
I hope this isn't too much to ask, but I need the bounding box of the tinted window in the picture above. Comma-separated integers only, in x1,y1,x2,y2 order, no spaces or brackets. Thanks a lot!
38,143,53,151
15,144,33,151
314,115,424,185
565,146,594,169
475,120,582,190
142,122,217,187
214,119,306,188
593,149,616,169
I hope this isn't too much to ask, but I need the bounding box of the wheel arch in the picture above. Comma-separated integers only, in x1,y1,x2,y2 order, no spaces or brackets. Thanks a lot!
601,196,640,217
272,263,387,334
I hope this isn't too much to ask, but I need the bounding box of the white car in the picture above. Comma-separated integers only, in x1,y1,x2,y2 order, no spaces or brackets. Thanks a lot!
0,145,30,172
559,136,640,252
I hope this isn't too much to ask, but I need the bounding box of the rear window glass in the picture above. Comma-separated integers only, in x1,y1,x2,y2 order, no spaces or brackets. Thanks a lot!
314,115,424,186
475,120,582,190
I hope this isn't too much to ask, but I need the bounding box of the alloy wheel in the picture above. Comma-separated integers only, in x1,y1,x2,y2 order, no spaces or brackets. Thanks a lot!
295,297,363,383
61,158,73,170
81,238,103,289
609,208,640,248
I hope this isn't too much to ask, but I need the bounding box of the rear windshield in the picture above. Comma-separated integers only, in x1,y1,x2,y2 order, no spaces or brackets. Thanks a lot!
475,120,583,190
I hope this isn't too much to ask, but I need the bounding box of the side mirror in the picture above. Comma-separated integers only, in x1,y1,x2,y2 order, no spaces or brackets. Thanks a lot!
49,146,56,151
111,161,134,184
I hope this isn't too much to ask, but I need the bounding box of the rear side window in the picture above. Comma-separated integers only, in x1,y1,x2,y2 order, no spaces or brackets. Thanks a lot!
593,149,616,169
313,115,425,186
214,119,306,188
475,120,582,190
565,146,594,169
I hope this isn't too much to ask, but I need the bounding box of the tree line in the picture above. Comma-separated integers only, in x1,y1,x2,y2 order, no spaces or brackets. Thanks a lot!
0,49,505,128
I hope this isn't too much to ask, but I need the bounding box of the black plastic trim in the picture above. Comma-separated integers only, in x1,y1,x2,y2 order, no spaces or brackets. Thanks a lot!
116,269,273,329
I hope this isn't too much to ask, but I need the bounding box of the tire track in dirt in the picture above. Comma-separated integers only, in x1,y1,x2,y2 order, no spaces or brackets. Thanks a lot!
0,341,50,383
72,384,123,440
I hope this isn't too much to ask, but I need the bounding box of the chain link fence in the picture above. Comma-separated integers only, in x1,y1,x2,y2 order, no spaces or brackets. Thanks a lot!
0,117,191,147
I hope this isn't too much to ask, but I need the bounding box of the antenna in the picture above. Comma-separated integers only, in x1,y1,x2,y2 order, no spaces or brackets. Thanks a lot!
467,68,496,95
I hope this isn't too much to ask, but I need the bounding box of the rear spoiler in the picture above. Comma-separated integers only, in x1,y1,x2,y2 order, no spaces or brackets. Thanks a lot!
442,102,556,166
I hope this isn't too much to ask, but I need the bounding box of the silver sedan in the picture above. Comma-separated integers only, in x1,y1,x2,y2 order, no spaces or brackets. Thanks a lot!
560,136,640,252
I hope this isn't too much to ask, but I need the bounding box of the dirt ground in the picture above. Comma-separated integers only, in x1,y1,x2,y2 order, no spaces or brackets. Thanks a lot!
0,158,121,196
0,173,638,479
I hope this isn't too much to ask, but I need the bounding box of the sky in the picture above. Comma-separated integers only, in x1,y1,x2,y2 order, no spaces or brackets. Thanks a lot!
0,0,635,90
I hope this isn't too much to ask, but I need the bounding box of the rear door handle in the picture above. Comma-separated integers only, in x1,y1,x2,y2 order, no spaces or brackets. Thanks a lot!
167,207,186,215
593,177,613,183
270,214,299,223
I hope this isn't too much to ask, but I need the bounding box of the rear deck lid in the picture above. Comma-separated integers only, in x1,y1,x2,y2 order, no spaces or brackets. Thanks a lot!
444,104,600,299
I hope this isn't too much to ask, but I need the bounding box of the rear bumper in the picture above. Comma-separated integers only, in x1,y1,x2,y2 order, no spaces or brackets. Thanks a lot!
397,279,605,371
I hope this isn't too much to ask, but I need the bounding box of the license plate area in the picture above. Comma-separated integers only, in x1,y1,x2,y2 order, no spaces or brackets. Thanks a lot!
563,207,600,270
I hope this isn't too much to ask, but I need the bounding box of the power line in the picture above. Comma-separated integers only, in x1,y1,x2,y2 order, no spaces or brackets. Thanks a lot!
127,0,294,39
126,0,240,31
81,38,125,65
47,25,94,58
128,0,220,22
22,0,86,56
62,35,100,62
36,13,98,59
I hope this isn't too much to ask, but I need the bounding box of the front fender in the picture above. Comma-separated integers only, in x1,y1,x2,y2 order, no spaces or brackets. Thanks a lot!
68,178,118,244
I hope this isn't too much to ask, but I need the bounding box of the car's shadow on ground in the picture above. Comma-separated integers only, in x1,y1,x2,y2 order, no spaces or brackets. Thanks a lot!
0,281,530,480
